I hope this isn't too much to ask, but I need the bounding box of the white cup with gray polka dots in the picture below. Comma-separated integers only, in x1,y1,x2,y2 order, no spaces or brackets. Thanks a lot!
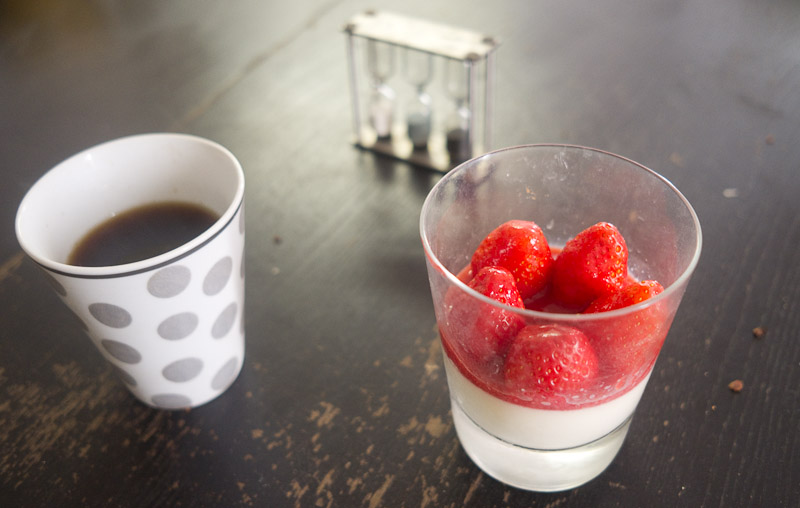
15,133,246,410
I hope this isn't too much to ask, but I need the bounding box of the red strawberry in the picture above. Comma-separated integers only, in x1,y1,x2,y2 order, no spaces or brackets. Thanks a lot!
504,324,598,406
471,220,554,300
551,222,628,309
469,265,526,309
442,267,526,375
583,281,669,384
584,280,664,313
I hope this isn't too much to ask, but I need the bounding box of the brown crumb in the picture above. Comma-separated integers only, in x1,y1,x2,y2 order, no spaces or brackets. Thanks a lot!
669,152,685,167
752,326,766,339
765,135,775,145
273,235,282,244
728,379,744,393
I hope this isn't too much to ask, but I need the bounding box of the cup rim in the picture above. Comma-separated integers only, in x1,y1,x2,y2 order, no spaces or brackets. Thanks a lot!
15,133,245,279
419,143,703,320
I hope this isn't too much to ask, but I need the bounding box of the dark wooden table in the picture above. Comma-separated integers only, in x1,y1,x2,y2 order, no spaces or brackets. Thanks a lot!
2,1,798,506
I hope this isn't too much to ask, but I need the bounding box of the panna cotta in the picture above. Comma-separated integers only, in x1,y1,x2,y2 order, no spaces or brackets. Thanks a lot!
443,353,652,450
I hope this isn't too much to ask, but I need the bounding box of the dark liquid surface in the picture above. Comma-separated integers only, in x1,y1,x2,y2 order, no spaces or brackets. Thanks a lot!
67,201,219,267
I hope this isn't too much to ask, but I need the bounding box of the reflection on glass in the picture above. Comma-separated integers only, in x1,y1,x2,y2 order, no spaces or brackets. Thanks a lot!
404,49,434,149
445,58,472,162
366,40,396,139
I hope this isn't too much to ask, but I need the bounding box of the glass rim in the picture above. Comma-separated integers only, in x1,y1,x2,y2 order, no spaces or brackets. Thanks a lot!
420,143,703,321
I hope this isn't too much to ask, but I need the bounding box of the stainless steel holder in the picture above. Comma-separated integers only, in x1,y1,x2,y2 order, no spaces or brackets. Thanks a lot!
344,11,499,171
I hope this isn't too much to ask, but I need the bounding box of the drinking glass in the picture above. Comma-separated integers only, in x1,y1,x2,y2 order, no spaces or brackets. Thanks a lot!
420,144,701,491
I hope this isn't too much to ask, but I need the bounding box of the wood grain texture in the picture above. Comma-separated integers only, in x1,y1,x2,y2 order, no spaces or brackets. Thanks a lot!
1,0,798,506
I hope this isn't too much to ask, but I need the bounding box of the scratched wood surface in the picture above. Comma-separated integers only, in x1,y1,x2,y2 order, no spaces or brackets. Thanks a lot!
1,1,799,507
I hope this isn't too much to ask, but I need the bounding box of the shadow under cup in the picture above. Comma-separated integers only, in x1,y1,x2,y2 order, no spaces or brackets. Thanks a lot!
420,144,702,491
15,133,246,410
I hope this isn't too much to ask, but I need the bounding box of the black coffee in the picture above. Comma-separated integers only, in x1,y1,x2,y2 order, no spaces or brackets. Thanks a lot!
68,201,219,267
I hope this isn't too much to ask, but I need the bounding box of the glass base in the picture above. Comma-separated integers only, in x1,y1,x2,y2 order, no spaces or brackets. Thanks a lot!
451,397,632,492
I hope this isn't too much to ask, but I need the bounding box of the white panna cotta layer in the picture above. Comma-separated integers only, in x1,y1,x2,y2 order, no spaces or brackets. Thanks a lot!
443,354,652,450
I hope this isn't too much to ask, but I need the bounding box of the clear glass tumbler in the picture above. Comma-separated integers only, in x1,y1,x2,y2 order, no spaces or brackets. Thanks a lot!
420,145,701,491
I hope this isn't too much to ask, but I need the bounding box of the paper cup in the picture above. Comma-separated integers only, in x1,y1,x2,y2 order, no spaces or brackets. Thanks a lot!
15,133,246,409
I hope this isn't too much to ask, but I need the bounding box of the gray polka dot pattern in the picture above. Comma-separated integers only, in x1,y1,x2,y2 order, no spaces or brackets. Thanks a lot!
212,302,237,339
113,366,138,386
157,312,199,341
151,393,192,409
101,339,142,364
203,256,232,295
89,303,132,328
72,197,244,409
147,265,191,298
211,357,239,390
162,357,204,382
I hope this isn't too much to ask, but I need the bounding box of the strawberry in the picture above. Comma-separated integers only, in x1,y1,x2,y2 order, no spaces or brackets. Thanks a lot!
583,281,668,384
442,266,526,375
469,265,526,309
550,222,628,309
504,324,598,406
471,220,554,300
584,280,664,313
